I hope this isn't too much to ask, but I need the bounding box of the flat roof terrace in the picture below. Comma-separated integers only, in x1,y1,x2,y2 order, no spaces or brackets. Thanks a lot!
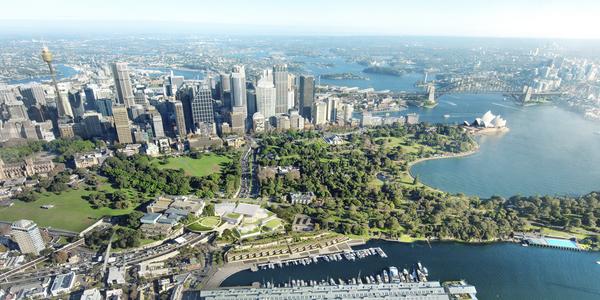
525,237,581,250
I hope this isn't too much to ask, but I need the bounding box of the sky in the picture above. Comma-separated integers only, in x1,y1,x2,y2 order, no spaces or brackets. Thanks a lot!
1,0,599,39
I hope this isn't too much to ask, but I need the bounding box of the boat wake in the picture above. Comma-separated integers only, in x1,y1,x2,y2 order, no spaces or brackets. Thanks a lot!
492,102,521,110
443,101,457,106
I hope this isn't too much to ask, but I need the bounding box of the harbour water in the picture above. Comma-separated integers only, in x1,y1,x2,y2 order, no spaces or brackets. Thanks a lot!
221,240,600,300
299,54,600,198
409,94,600,198
7,64,79,85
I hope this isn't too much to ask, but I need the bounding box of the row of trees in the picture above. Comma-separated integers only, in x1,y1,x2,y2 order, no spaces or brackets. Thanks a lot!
100,152,242,199
0,137,103,163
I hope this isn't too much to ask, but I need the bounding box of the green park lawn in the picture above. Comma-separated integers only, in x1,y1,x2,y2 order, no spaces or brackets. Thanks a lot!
153,154,230,177
199,216,221,228
374,136,435,155
0,185,135,233
187,216,221,232
262,219,283,231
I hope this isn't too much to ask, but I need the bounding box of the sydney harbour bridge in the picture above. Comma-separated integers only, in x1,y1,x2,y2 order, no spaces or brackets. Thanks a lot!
395,75,565,104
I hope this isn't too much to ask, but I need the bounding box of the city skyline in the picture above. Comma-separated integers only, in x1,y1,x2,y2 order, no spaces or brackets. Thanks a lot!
0,0,599,39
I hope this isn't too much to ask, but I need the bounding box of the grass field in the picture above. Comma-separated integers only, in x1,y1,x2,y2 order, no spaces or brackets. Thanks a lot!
153,154,231,177
374,136,434,155
0,185,136,232
187,216,222,232
262,219,283,231
199,216,221,228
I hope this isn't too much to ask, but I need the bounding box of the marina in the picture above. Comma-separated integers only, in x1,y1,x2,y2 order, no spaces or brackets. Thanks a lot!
256,262,429,289
196,262,478,300
255,247,387,271
221,240,600,300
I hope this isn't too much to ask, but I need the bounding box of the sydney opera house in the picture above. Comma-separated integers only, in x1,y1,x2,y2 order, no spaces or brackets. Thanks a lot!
466,110,507,128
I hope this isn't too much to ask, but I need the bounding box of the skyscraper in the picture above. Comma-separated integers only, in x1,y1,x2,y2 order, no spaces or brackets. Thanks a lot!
95,98,113,117
134,86,148,106
20,85,46,107
166,71,184,97
230,65,247,109
82,112,104,138
191,84,215,130
273,64,289,114
326,97,339,122
287,74,296,110
219,73,231,108
111,62,135,107
312,101,328,126
11,219,46,255
298,75,315,120
112,104,133,144
168,100,187,137
151,114,165,138
68,90,85,121
83,84,98,104
246,89,257,117
255,70,276,120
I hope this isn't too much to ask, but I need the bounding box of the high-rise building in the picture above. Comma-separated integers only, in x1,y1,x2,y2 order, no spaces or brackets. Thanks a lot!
289,110,304,130
273,64,289,114
95,98,113,117
255,70,276,120
112,104,133,144
151,114,165,138
276,115,291,131
190,84,215,133
20,85,46,107
338,103,354,124
168,100,187,137
252,112,265,133
82,112,104,138
230,65,247,109
326,97,339,122
219,73,231,108
134,86,148,106
11,219,46,255
230,106,246,134
312,101,328,126
246,89,257,117
68,90,85,120
5,100,28,121
111,62,135,107
166,71,185,97
298,75,315,120
83,84,98,104
0,89,18,103
287,74,296,110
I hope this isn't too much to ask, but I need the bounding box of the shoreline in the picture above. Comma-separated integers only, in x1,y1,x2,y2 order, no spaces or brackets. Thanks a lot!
206,234,590,290
407,143,480,183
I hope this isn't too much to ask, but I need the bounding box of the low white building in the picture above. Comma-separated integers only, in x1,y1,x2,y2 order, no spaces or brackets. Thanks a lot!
80,288,102,300
50,272,76,296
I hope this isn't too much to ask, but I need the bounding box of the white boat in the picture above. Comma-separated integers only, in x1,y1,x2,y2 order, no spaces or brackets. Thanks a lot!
443,114,450,118
596,261,600,265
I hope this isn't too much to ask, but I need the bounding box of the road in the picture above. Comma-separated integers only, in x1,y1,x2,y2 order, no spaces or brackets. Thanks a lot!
0,238,85,282
113,232,213,267
237,137,259,199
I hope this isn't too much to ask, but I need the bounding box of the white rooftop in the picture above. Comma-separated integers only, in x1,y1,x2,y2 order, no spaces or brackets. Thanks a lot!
234,203,261,217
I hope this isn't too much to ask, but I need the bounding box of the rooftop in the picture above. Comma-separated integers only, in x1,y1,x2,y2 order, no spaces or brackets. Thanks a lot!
50,272,75,293
234,203,261,217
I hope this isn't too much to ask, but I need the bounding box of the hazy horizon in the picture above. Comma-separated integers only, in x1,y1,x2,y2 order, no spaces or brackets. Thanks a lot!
1,0,599,39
